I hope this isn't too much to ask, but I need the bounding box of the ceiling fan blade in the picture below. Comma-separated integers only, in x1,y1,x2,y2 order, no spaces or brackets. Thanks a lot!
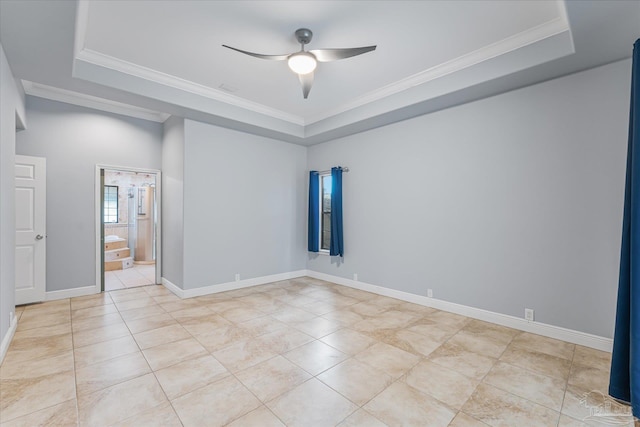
299,72,314,99
222,45,289,61
309,46,376,62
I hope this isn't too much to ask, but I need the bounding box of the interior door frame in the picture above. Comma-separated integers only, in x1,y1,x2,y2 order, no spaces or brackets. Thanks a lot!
94,165,162,293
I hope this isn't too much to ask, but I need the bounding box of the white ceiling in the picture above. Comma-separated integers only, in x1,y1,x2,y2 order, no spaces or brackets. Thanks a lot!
1,1,639,145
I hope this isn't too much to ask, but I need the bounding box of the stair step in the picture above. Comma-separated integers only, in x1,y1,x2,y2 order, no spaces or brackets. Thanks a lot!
105,239,128,251
105,257,134,271
105,248,131,261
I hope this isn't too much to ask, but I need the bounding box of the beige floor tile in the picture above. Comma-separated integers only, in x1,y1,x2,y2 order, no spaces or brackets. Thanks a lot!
572,346,612,371
74,335,140,368
447,330,510,359
337,409,387,427
258,327,315,354
16,310,70,331
110,402,183,427
483,361,566,411
510,332,575,361
125,312,178,334
320,328,377,355
556,414,589,426
118,304,166,321
321,309,366,326
0,369,76,423
462,319,519,344
194,325,256,353
133,323,190,350
0,351,73,380
366,295,404,308
271,306,317,323
71,312,123,332
353,310,419,332
355,342,421,379
568,364,610,393
77,373,166,426
159,298,204,313
500,345,572,381
427,310,471,328
226,405,285,427
318,358,394,406
142,337,208,371
284,340,349,376
560,385,636,425
404,359,479,409
375,328,443,357
289,316,342,338
152,293,181,304
238,315,288,336
109,287,155,303
178,313,233,335
407,318,462,342
172,375,261,427
72,303,118,320
449,412,491,426
299,300,344,316
114,297,158,312
267,378,358,427
169,305,215,322
155,354,229,399
429,342,497,381
70,293,113,310
364,381,456,426
72,321,131,348
75,351,151,395
397,301,437,316
236,355,312,402
462,383,560,427
22,299,69,313
219,306,267,323
348,301,389,317
3,327,72,363
212,335,279,372
0,399,77,427
143,284,174,296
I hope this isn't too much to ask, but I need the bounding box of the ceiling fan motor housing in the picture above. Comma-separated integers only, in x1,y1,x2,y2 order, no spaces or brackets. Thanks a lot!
295,28,313,45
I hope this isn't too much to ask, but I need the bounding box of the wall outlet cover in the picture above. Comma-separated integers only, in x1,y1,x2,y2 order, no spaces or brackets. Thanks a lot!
525,308,534,322
427,289,433,298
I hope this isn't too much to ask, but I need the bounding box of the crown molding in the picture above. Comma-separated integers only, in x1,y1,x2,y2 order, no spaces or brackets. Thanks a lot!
305,15,572,125
75,48,306,126
22,81,170,123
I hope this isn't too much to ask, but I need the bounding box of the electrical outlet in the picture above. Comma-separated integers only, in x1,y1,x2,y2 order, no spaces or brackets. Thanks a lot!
427,289,433,298
235,273,240,282
353,273,358,281
525,308,534,322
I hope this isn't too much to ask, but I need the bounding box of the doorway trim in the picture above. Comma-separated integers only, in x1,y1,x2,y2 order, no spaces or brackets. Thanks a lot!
95,164,162,294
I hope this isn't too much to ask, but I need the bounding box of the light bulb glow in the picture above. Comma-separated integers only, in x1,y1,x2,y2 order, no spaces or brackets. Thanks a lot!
288,52,317,74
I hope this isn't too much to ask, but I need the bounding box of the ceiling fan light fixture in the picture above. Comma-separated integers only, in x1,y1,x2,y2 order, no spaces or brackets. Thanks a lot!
288,52,317,75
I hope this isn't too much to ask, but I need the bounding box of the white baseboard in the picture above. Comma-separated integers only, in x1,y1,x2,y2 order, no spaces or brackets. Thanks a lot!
162,270,308,299
0,312,18,364
46,286,97,301
306,270,613,352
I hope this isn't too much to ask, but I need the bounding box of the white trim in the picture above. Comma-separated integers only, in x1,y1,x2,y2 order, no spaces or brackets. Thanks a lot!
305,270,613,352
75,49,305,126
162,270,308,299
95,165,162,294
22,81,169,123
305,17,571,125
46,286,97,301
0,312,18,365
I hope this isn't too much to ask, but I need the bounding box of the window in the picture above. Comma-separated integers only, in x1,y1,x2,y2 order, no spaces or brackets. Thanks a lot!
104,185,118,223
320,173,332,251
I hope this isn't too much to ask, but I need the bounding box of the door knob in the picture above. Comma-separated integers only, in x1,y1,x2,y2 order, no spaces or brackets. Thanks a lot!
35,234,44,240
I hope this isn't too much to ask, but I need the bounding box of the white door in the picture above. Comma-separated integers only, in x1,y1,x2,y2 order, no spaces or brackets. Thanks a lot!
15,155,46,305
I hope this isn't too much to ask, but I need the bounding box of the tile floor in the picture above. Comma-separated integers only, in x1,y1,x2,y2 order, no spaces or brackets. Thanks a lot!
105,264,156,291
1,277,632,427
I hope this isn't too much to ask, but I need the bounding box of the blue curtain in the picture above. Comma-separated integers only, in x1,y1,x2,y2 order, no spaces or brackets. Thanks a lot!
610,38,640,417
308,171,320,252
330,167,344,257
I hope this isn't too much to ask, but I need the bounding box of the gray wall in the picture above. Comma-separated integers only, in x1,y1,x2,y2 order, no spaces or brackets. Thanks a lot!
0,43,25,345
16,97,162,292
182,119,307,289
307,59,631,338
162,116,185,288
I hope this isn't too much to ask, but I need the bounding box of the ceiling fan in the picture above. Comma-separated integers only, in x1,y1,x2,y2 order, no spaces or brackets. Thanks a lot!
223,28,376,99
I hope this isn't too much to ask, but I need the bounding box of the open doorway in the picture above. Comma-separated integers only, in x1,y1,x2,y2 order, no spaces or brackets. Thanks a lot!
95,166,161,292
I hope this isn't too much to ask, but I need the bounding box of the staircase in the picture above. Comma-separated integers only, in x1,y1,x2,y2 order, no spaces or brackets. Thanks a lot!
104,238,134,271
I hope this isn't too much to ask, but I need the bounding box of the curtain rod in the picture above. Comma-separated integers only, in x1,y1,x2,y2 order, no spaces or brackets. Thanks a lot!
316,167,349,174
